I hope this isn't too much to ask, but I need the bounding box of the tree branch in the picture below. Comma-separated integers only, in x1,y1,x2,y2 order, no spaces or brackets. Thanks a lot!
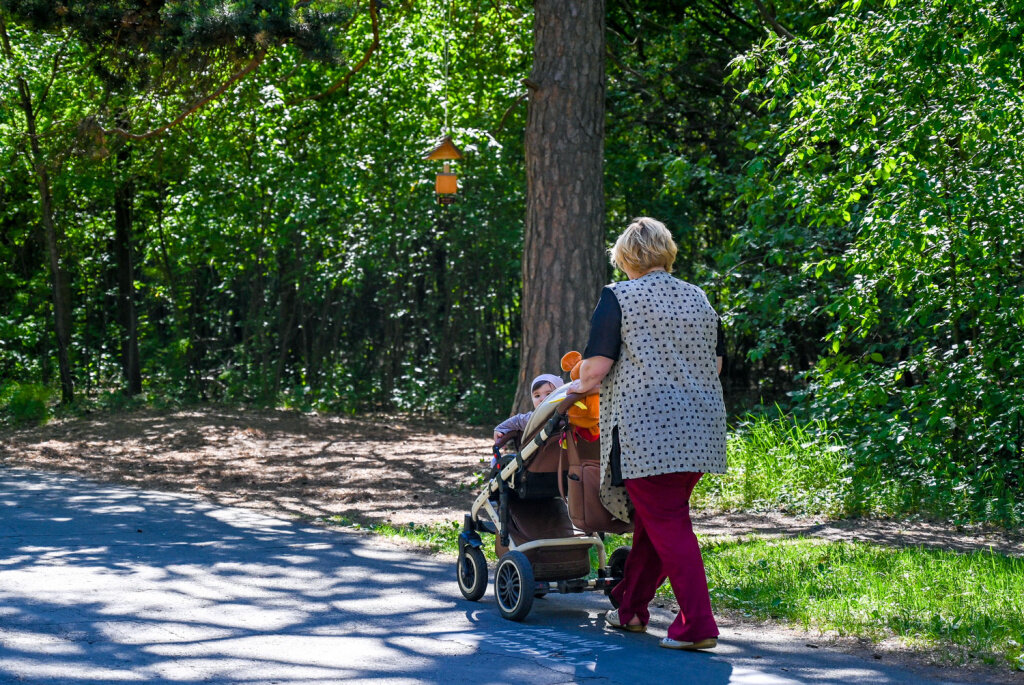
37,37,69,110
606,16,637,46
102,46,269,141
751,0,796,40
493,91,527,133
289,0,380,104
706,0,759,34
605,46,657,99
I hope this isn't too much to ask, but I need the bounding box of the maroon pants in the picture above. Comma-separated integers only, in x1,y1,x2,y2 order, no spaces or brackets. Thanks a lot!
609,471,719,642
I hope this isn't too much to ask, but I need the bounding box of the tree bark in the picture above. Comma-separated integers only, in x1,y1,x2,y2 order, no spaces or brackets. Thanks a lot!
35,145,74,404
514,0,607,412
0,14,74,403
113,133,142,395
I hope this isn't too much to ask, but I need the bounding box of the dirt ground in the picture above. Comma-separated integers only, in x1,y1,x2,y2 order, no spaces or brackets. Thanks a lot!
0,406,485,526
1,406,1022,683
2,406,1020,556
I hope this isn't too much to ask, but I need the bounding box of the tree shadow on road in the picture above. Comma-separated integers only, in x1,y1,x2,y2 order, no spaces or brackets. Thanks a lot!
0,467,733,684
2,467,992,684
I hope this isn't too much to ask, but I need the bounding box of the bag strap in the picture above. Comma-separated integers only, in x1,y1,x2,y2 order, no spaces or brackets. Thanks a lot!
558,428,584,502
557,431,567,501
565,427,583,467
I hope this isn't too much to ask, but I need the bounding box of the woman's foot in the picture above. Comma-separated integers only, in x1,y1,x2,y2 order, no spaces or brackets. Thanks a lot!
604,609,646,633
659,636,718,651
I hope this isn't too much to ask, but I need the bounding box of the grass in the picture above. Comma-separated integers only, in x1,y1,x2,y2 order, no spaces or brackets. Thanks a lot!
699,410,1023,529
316,408,1023,672
320,515,465,556
342,516,1024,672
694,536,1024,671
691,411,850,517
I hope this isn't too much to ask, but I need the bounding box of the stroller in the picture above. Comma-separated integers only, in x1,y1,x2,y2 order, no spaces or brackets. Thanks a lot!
456,383,634,621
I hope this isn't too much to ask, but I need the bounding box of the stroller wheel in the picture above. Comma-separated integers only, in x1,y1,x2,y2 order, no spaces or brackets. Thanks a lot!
457,545,488,601
494,551,535,621
605,545,631,608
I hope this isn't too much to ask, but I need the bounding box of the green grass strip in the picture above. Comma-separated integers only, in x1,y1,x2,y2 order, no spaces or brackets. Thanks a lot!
319,516,465,556
694,537,1024,670
372,520,464,556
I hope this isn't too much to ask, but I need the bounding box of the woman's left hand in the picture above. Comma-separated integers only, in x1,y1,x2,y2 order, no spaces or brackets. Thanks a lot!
570,356,614,395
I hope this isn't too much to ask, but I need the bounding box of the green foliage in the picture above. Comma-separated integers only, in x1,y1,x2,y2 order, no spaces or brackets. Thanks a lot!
605,1,832,402
452,380,511,426
694,408,1017,525
727,0,1024,525
605,1,749,270
0,381,51,425
697,537,1024,670
3,0,1023,524
1,1,529,421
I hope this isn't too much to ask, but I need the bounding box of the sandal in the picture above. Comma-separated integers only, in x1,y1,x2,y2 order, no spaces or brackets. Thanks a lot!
659,636,718,651
604,609,646,633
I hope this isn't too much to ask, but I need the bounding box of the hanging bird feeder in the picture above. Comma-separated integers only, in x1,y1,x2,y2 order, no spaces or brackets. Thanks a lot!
424,134,463,204
423,0,462,206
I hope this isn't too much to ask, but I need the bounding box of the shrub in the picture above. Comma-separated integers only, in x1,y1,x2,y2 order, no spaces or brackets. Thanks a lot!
2,382,51,425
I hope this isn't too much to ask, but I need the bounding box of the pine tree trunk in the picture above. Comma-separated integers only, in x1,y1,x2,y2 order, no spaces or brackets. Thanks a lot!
514,0,607,412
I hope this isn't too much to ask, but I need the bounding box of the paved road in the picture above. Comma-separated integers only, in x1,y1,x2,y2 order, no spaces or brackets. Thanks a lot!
0,467,965,684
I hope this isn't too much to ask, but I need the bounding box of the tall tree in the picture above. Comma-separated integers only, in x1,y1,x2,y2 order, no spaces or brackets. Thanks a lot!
514,0,606,411
0,14,76,402
112,127,141,394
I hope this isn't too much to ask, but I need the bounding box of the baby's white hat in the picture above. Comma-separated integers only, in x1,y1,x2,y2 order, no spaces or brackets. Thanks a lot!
531,373,564,391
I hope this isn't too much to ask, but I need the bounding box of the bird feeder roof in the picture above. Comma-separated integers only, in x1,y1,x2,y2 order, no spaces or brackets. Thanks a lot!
423,134,463,161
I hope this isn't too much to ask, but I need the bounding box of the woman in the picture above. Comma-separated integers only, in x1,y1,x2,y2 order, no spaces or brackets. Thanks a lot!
566,217,727,651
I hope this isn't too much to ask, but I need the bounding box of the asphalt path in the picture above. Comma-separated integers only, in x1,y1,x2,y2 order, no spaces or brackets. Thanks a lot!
0,467,967,684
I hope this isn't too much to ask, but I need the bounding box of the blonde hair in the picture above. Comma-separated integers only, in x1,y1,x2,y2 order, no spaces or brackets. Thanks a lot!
609,217,677,274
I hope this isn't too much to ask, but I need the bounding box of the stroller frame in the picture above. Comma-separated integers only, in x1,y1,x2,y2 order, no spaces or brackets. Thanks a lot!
457,390,629,621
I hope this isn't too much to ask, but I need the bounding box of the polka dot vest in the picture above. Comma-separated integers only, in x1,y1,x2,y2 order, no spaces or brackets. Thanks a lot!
598,271,728,523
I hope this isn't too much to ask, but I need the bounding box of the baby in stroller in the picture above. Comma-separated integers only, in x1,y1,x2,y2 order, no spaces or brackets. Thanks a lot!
490,373,564,469
457,357,633,622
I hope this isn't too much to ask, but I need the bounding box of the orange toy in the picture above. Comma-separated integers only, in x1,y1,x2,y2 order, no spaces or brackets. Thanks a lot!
560,350,600,433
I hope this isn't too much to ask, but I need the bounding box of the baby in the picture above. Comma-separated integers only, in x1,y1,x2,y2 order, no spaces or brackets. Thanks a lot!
490,373,563,467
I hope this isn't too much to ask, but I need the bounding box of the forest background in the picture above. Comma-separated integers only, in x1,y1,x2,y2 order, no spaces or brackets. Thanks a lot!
1,0,1022,530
